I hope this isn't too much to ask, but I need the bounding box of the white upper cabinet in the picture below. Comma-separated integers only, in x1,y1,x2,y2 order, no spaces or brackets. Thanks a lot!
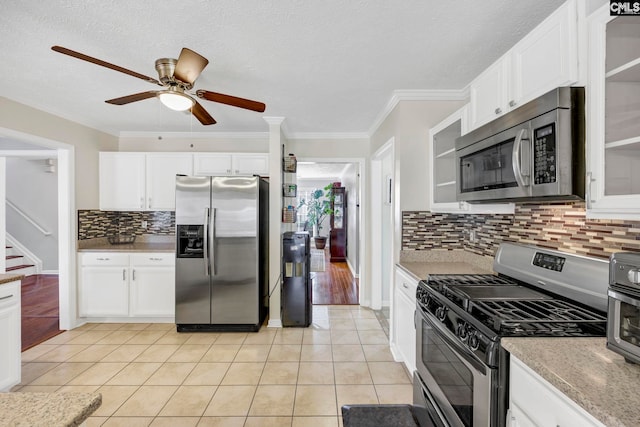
146,153,193,210
193,153,269,176
469,0,578,131
100,152,193,211
429,106,514,214
99,153,146,211
586,5,640,218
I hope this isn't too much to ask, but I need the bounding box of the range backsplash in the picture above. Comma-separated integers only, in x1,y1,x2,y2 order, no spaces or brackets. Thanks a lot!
402,202,640,260
78,210,175,240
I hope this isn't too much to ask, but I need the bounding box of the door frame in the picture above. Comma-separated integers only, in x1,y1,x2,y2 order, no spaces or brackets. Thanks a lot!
0,128,76,330
370,138,395,310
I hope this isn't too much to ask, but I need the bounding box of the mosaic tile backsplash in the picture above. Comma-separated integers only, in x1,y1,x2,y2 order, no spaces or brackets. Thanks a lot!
78,210,175,240
402,202,640,260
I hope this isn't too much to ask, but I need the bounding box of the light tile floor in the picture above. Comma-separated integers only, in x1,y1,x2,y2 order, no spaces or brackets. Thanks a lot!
15,305,412,427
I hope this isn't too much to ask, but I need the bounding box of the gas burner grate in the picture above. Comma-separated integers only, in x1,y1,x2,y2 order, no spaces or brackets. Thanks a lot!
471,299,607,336
425,274,515,290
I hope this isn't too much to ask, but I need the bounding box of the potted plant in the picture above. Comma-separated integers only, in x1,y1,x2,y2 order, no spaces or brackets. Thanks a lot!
298,184,334,249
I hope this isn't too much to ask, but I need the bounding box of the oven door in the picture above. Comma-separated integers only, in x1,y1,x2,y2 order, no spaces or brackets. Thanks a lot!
607,289,640,364
415,305,495,427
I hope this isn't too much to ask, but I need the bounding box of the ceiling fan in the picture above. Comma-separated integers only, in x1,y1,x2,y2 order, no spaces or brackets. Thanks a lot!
51,46,266,125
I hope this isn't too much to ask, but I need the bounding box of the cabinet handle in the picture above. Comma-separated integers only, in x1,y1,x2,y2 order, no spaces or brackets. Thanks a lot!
586,171,595,209
235,169,239,174
508,100,516,107
0,294,14,301
96,257,110,261
495,107,502,114
148,197,152,209
227,169,231,173
132,269,136,281
123,269,126,281
140,197,144,209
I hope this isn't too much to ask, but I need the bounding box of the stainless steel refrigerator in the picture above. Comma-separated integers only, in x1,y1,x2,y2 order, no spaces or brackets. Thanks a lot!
175,175,269,332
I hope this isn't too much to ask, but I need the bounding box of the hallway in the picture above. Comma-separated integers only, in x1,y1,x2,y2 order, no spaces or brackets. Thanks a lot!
312,248,358,305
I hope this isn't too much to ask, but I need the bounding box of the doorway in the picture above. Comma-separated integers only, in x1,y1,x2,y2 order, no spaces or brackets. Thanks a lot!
0,129,75,332
296,159,363,305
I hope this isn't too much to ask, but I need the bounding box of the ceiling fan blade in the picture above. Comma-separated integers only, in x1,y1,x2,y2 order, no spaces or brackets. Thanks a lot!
173,48,209,85
105,91,159,105
51,45,161,85
190,101,216,125
196,90,266,113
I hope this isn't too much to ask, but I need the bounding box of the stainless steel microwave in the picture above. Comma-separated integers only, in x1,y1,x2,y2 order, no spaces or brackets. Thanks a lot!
455,87,585,203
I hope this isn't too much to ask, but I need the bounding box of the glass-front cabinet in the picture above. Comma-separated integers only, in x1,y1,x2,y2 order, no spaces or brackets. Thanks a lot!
587,5,640,218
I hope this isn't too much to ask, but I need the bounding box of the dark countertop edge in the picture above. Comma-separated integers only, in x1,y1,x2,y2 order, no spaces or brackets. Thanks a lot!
0,274,24,285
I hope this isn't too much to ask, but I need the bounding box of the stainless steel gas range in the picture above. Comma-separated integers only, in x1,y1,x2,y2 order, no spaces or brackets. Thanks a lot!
412,243,609,427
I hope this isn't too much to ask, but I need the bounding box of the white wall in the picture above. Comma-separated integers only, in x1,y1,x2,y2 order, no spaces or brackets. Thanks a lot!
118,135,269,152
6,157,58,270
0,97,118,209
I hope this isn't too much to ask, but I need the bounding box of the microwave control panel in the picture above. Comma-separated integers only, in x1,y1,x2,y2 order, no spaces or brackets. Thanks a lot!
533,123,557,185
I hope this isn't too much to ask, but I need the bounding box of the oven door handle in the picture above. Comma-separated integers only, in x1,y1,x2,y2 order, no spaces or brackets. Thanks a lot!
418,304,487,374
609,289,640,307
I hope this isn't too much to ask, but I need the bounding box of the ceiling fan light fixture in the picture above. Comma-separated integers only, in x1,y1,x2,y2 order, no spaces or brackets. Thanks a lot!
158,91,194,111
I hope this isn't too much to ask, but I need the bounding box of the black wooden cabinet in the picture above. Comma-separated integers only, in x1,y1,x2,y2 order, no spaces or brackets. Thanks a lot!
330,187,347,262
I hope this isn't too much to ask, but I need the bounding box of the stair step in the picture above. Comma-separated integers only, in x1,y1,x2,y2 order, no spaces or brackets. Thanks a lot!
6,264,36,277
7,264,34,271
6,255,22,259
6,255,24,269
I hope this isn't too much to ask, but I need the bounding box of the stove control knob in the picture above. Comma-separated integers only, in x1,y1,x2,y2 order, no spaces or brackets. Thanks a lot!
628,269,640,285
456,323,468,341
468,331,480,351
435,306,447,322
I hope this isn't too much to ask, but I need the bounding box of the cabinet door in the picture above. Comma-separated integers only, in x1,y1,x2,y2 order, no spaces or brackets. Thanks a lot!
99,153,146,210
511,0,577,108
0,281,20,391
587,5,640,218
130,253,175,317
146,153,193,210
79,266,129,317
193,153,233,176
469,57,510,130
392,268,417,374
232,153,269,176
130,265,175,317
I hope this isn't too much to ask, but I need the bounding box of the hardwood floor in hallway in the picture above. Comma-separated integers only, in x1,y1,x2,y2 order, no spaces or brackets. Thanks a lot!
21,274,62,351
312,248,358,305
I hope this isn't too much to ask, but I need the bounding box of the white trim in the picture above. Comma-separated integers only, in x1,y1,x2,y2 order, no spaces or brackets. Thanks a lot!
267,319,283,328
287,132,370,140
0,158,4,273
41,270,60,274
119,131,269,139
0,127,76,330
368,89,468,137
6,233,43,274
346,258,358,279
0,150,57,158
6,200,52,236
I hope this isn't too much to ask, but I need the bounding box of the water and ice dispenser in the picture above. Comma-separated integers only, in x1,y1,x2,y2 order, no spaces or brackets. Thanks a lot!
282,232,311,327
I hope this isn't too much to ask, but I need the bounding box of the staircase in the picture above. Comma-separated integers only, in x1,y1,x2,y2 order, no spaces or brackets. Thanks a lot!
6,246,36,276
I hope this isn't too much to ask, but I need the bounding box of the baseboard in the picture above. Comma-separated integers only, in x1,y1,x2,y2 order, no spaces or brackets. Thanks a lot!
41,269,59,275
346,258,359,278
267,319,283,328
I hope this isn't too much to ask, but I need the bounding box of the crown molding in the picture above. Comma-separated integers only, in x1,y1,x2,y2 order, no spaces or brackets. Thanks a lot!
367,88,469,137
118,131,269,139
286,132,370,140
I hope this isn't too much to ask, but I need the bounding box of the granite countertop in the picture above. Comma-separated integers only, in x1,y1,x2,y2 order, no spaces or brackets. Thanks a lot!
0,392,101,426
397,249,494,280
0,274,24,286
77,235,175,253
502,337,640,427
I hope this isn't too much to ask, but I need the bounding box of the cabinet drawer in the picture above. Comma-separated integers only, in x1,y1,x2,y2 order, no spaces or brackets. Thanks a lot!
395,268,418,301
131,253,174,266
80,253,129,266
0,281,20,307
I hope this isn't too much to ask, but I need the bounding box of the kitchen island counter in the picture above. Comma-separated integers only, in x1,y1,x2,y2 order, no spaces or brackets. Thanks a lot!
0,392,101,426
502,337,640,427
0,274,24,286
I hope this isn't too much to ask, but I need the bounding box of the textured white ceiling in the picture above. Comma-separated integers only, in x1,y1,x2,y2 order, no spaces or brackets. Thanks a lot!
0,0,564,137
297,162,351,180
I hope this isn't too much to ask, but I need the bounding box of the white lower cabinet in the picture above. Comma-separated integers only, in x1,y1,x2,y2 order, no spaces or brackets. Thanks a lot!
78,252,175,319
129,254,175,317
508,355,605,427
0,280,21,391
391,267,417,374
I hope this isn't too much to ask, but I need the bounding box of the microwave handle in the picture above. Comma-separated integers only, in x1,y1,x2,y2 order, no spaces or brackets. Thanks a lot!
512,129,530,187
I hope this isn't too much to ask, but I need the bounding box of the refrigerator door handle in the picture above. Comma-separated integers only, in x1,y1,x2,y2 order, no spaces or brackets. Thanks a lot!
204,208,210,276
211,208,217,276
